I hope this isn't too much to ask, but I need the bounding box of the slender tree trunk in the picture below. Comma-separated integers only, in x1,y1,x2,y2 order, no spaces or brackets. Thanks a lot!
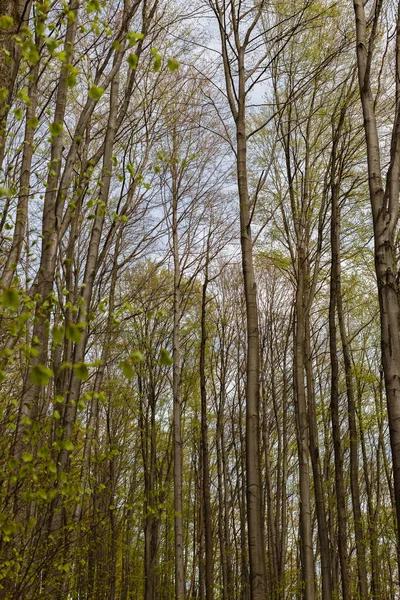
335,213,369,600
214,4,268,593
17,0,79,431
200,246,214,600
353,0,400,569
329,180,351,600
294,247,315,600
172,139,185,600
1,22,39,287
304,316,333,600
0,0,32,170
235,47,267,600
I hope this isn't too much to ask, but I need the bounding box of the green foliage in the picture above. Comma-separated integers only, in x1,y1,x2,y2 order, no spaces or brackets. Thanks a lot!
66,64,79,87
30,365,53,385
88,85,104,100
27,116,39,128
21,452,33,463
0,15,14,29
14,107,23,120
151,48,162,72
127,53,138,69
87,0,101,12
120,360,134,379
22,41,39,65
0,186,11,198
120,351,144,378
1,288,19,309
65,322,86,343
127,31,144,46
159,348,173,366
50,122,63,137
52,325,64,345
167,58,179,72
73,362,89,381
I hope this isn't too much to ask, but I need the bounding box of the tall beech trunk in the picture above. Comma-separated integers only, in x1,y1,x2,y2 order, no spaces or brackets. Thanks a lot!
172,141,185,600
293,248,315,600
214,3,268,594
0,0,32,170
329,180,351,600
330,106,369,600
17,0,80,436
200,244,214,600
237,49,267,600
304,315,333,600
1,23,39,288
45,50,122,600
216,327,234,600
353,0,400,568
143,386,159,600
260,345,278,599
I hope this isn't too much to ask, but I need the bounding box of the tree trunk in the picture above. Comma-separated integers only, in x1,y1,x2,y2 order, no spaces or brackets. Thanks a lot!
235,47,267,600
294,246,315,600
329,180,351,600
200,247,214,600
0,0,32,170
353,0,400,570
172,139,185,600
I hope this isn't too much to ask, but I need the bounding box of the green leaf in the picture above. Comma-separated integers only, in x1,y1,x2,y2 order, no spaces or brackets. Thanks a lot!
63,440,74,451
27,116,39,128
66,64,78,88
160,348,173,366
88,85,104,101
73,362,89,381
38,446,50,459
45,37,59,53
21,452,33,463
30,365,53,386
0,16,14,29
120,360,134,379
14,107,23,120
50,122,63,137
17,87,30,105
167,58,179,72
1,288,19,309
65,323,81,343
127,31,144,46
48,461,57,474
0,186,11,198
87,0,100,12
23,44,39,65
127,53,138,69
55,50,67,62
131,350,144,363
153,54,162,72
52,325,64,345
7,458,19,470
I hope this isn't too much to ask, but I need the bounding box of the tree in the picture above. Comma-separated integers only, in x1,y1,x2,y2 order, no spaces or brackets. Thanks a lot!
353,0,400,571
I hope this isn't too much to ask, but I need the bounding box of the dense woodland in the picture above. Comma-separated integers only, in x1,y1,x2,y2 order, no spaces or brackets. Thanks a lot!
0,0,400,599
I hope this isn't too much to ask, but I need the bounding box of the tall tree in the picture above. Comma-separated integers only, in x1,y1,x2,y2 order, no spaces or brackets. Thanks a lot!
208,1,268,595
353,0,400,568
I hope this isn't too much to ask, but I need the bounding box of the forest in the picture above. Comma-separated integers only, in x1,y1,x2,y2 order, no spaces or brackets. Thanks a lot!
0,0,400,599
